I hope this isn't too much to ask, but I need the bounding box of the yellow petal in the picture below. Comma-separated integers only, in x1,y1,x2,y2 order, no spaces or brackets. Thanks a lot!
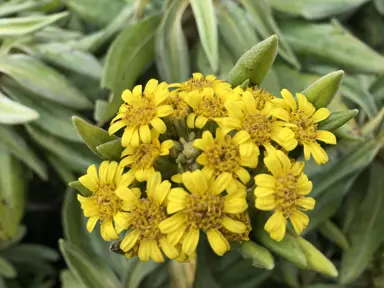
239,141,256,158
145,79,158,94
297,197,316,210
264,153,282,176
113,212,131,229
182,228,200,256
160,140,174,155
167,225,187,245
255,195,276,211
115,187,138,202
234,167,250,184
87,164,99,184
120,229,140,251
182,171,207,194
264,211,286,242
132,84,142,98
272,108,290,122
207,229,230,256
254,174,276,188
233,130,251,145
122,127,135,147
275,150,291,172
147,172,161,200
156,105,174,117
296,174,313,195
98,161,109,183
312,108,330,123
159,213,186,233
290,210,309,235
139,125,151,144
118,171,135,187
78,175,97,192
303,143,311,161
100,220,118,241
254,186,275,197
138,240,151,262
159,238,179,259
168,188,189,204
187,113,196,128
212,172,232,195
194,130,214,151
296,93,309,111
154,180,171,205
150,117,167,134
243,91,257,114
310,143,328,164
224,198,247,214
154,88,169,106
196,153,209,165
108,121,126,135
148,240,164,263
225,100,244,118
171,174,182,183
106,161,118,184
86,216,99,232
221,217,246,233
121,89,133,103
291,162,304,176
316,130,337,144
195,115,208,128
281,89,296,111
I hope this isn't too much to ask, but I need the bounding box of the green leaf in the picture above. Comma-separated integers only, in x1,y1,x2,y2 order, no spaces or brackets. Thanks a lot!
0,257,16,278
2,244,59,262
61,270,86,288
236,241,275,270
260,68,281,96
68,181,91,197
96,139,123,162
340,162,384,284
35,26,83,43
280,260,300,288
375,0,384,15
190,0,218,72
280,20,384,74
216,0,260,60
0,90,39,125
0,0,52,17
318,221,350,251
318,110,359,131
0,11,68,37
361,107,384,136
0,148,25,239
72,116,117,158
297,237,338,278
227,35,278,87
156,0,190,82
0,226,26,251
2,81,81,142
301,70,344,109
30,43,102,79
0,54,92,110
123,260,161,288
59,239,120,288
46,153,76,183
241,0,300,69
267,0,370,20
0,125,47,179
193,238,220,288
98,15,160,125
253,216,307,267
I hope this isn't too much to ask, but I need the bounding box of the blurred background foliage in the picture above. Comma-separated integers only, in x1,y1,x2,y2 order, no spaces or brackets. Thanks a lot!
0,0,383,287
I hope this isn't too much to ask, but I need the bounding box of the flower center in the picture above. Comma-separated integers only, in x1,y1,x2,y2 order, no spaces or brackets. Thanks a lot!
183,78,213,92
130,199,167,240
251,88,273,110
183,193,224,231
290,109,317,144
194,94,227,118
274,172,303,218
220,212,251,242
132,143,160,170
167,94,190,119
93,183,120,220
205,136,240,176
242,113,272,146
123,95,157,126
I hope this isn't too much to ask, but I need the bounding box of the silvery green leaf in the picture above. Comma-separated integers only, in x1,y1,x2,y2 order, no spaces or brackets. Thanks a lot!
318,221,350,251
0,256,16,278
375,0,384,15
0,90,38,125
0,0,51,18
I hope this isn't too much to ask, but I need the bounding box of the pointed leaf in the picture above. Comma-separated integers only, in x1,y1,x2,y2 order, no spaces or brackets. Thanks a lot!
96,139,123,162
0,0,52,18
375,0,384,15
227,35,278,86
190,0,218,72
318,221,350,251
236,241,275,270
0,90,38,124
318,109,358,131
0,256,16,278
68,181,91,197
361,107,384,136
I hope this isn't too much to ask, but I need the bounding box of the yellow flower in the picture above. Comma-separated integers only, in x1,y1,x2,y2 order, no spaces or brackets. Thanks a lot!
219,90,297,158
166,91,190,119
120,136,174,182
219,212,252,243
254,150,315,242
170,73,231,96
234,86,275,110
193,128,258,185
77,161,135,241
272,89,337,164
108,79,173,147
118,172,179,262
159,170,248,256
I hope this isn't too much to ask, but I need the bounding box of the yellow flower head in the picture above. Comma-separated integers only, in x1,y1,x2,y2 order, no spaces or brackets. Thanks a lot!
254,150,315,241
159,170,248,256
272,89,337,164
108,79,173,147
170,73,231,96
219,90,297,158
117,172,179,262
77,161,135,241
219,212,251,243
166,91,190,119
193,128,258,185
120,135,174,182
186,87,236,129
234,86,275,110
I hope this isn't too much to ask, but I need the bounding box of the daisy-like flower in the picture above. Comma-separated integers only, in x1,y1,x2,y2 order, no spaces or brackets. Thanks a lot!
193,128,258,185
234,86,275,110
117,172,179,262
159,170,248,256
186,87,237,129
170,73,231,96
166,91,190,119
219,90,297,157
120,135,174,182
108,79,173,147
219,212,252,243
77,161,135,241
272,89,337,164
254,150,315,242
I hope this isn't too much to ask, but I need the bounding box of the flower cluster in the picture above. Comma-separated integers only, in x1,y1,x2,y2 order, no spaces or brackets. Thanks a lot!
76,73,336,262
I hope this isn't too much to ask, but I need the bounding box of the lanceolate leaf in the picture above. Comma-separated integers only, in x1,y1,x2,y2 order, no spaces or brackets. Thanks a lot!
155,0,190,83
241,0,300,69
189,0,218,72
318,110,359,131
0,55,92,110
0,0,52,18
0,256,16,278
318,221,350,251
340,162,384,284
96,139,123,162
280,20,384,74
0,90,39,125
